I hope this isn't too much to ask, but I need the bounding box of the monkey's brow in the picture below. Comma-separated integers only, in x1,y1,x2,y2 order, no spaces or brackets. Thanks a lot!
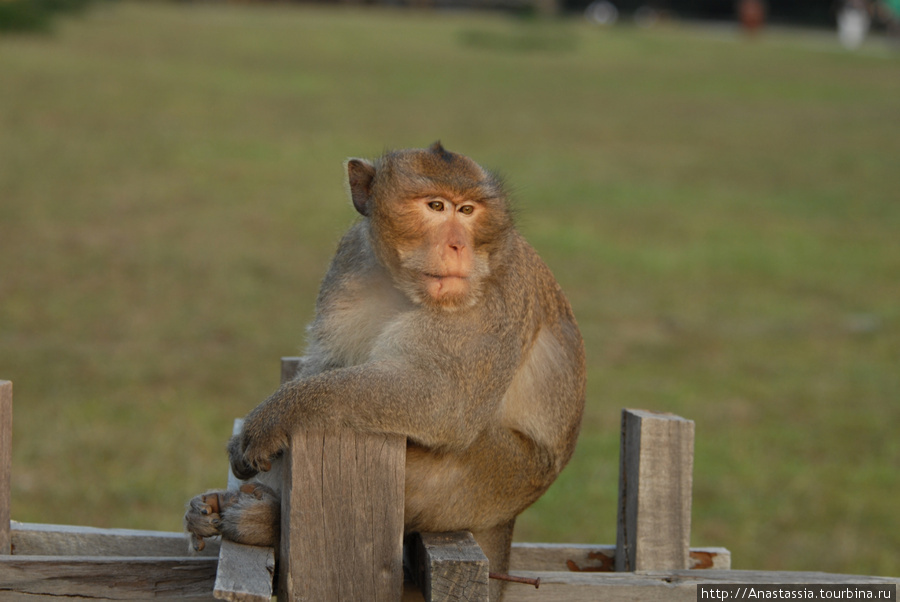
415,192,491,205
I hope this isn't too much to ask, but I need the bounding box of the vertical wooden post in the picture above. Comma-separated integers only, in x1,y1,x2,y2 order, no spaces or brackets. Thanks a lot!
0,381,10,555
210,357,307,602
213,415,276,602
280,356,303,386
278,430,405,601
210,357,303,599
615,408,694,572
277,360,405,601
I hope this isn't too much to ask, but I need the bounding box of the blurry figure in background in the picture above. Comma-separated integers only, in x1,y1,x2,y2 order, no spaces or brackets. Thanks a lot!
633,3,672,28
837,0,872,49
585,0,619,26
876,0,900,43
738,0,766,36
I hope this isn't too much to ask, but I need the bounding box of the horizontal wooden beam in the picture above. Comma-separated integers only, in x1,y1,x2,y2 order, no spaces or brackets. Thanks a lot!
500,569,900,602
509,543,731,572
11,521,218,558
11,524,731,571
6,524,896,602
0,555,217,600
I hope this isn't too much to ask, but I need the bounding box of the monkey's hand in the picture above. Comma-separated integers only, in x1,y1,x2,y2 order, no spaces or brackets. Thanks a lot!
229,401,292,480
228,435,261,481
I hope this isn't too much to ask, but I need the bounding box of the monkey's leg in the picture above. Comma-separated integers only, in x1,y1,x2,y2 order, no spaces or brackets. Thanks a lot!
406,431,555,599
471,520,515,602
184,482,280,551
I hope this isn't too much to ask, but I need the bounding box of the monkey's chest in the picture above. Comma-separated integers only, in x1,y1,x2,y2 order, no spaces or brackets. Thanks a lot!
317,285,414,367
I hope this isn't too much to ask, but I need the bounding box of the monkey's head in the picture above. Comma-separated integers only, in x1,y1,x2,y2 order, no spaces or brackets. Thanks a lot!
345,142,513,311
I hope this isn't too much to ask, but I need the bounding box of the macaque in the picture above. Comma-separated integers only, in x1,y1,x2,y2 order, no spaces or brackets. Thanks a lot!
185,142,585,600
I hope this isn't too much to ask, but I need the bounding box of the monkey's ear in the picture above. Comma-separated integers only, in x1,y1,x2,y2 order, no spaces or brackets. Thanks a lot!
345,158,376,217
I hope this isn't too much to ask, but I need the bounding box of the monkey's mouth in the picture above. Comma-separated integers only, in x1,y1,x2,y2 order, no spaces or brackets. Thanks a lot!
422,273,469,299
424,272,468,282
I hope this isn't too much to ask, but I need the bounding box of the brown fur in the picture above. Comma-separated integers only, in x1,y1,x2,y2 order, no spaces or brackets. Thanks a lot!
184,143,585,600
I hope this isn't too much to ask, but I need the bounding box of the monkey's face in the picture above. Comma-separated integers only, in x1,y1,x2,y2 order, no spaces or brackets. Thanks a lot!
382,193,491,310
346,143,512,311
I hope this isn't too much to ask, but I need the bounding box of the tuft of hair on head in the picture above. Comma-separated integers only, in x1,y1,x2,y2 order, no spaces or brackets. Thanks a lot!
428,140,455,163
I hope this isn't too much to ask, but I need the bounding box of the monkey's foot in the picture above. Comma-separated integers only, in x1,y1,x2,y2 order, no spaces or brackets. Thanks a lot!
184,489,230,552
184,483,280,551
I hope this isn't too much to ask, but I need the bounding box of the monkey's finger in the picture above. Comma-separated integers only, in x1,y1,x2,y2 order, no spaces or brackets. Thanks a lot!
238,448,272,476
229,455,259,481
191,534,206,552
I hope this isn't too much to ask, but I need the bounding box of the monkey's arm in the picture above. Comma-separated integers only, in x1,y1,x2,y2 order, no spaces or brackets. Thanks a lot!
229,357,505,480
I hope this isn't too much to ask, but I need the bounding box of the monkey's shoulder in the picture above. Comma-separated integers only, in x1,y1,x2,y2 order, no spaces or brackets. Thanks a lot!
321,222,374,279
492,234,577,323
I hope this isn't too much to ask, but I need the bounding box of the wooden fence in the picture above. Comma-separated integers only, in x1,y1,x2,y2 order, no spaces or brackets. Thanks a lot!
0,370,897,600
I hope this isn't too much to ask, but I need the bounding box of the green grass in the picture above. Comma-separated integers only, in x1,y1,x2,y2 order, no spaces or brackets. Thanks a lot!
1,2,898,576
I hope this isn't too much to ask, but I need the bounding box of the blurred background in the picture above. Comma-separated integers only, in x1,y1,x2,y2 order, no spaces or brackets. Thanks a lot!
1,0,898,578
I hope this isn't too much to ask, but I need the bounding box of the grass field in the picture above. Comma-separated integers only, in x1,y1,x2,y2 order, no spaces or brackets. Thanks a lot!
1,2,898,576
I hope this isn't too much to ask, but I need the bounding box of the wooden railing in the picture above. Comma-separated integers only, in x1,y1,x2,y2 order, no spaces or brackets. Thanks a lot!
0,373,897,601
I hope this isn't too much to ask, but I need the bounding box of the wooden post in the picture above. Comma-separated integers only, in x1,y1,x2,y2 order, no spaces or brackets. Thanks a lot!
277,355,406,601
281,356,303,385
0,380,11,556
278,429,405,601
212,416,276,602
616,409,694,572
208,355,308,602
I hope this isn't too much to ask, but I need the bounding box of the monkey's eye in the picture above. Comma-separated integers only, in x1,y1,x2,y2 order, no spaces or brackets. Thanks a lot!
459,205,475,216
428,200,445,212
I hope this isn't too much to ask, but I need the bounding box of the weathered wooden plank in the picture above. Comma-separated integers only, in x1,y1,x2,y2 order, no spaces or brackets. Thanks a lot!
509,543,731,572
10,522,218,558
502,569,900,602
0,555,218,599
212,419,276,602
1,380,12,556
224,418,245,492
616,408,694,571
213,541,275,602
209,357,302,601
411,531,489,602
278,429,405,602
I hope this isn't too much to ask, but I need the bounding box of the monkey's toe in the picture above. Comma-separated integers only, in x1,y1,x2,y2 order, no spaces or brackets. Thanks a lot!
185,492,226,552
239,482,277,500
197,492,221,515
184,484,280,549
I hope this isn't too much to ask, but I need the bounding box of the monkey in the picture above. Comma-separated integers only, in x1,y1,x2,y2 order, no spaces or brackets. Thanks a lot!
184,142,586,600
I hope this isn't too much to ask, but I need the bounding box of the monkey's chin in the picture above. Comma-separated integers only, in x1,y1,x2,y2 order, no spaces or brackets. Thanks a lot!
423,275,471,308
